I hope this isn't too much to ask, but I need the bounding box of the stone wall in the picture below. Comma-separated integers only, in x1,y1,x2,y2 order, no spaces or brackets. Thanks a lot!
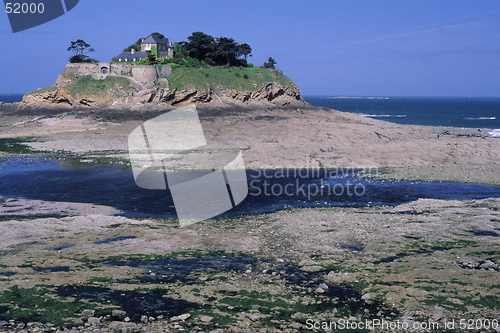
131,65,158,89
64,63,103,77
159,65,172,78
61,63,171,89
110,63,133,76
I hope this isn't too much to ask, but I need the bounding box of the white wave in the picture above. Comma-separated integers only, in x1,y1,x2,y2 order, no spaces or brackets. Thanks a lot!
328,96,390,100
362,114,406,118
465,117,497,120
487,129,500,137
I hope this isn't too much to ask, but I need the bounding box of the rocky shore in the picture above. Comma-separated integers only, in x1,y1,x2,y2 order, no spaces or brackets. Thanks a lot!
1,101,498,183
0,101,499,332
20,81,303,110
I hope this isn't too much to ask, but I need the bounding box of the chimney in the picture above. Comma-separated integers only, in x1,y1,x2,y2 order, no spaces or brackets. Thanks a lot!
131,48,136,54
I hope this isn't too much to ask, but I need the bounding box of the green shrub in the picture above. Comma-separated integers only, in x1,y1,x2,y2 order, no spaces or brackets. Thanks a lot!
185,56,200,67
166,63,181,70
166,57,200,68
151,46,158,57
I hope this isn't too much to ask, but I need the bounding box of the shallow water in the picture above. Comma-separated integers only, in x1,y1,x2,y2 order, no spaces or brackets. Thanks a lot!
1,155,499,218
94,236,137,244
33,266,70,273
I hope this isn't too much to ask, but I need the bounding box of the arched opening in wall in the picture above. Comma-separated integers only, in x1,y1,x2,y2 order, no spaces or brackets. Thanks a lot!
101,67,108,74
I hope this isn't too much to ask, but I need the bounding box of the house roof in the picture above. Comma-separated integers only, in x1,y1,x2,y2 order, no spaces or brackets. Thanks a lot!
113,51,149,61
141,35,169,45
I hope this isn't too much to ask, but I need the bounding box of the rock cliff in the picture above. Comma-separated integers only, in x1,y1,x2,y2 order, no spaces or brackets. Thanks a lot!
150,81,303,106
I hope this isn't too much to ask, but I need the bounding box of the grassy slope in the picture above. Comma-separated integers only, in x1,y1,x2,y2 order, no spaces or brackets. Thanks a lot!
166,66,294,92
25,66,295,99
63,76,134,98
25,76,134,98
24,86,58,95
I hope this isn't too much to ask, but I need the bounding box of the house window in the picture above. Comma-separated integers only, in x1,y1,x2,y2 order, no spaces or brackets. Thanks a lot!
133,57,137,61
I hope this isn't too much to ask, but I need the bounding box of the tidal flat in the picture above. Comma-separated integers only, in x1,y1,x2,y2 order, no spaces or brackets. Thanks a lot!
0,103,499,332
0,197,499,332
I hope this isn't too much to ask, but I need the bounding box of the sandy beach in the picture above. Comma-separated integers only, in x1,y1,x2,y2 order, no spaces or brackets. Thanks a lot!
0,102,499,332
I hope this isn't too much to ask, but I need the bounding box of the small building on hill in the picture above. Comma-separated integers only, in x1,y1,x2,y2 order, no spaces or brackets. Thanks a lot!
141,35,173,58
114,49,149,62
113,35,174,62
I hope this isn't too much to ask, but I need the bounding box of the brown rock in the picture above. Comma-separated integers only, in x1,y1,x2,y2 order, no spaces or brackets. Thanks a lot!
198,315,214,323
108,321,138,330
300,265,324,272
22,88,74,107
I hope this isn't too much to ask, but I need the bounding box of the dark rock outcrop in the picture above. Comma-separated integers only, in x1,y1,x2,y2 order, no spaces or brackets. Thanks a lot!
145,81,303,107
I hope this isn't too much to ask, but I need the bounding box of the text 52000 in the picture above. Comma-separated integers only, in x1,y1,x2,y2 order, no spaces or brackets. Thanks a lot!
5,3,45,14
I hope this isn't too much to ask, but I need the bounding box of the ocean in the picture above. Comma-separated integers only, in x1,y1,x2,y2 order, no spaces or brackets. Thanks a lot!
1,94,499,129
0,93,24,104
304,96,500,129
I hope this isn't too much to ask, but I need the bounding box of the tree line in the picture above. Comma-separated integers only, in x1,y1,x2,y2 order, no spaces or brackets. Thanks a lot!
174,31,251,67
68,32,277,69
171,31,277,69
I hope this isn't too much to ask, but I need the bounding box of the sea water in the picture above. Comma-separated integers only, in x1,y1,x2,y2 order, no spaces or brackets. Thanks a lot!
0,93,24,104
304,96,500,129
1,156,500,218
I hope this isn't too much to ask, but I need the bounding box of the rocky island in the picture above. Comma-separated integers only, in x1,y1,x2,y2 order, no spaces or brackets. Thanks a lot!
21,33,302,109
0,33,499,333
21,63,303,109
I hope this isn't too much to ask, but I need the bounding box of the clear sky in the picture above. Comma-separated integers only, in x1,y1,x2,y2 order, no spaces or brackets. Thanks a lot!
0,0,499,96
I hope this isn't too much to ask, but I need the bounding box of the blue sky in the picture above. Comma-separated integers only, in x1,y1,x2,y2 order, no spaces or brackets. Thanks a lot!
0,0,499,96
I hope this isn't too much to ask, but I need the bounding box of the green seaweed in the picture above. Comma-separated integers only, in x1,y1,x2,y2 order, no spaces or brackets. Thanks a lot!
216,289,310,326
0,285,102,326
70,250,234,264
88,276,114,283
0,137,49,154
